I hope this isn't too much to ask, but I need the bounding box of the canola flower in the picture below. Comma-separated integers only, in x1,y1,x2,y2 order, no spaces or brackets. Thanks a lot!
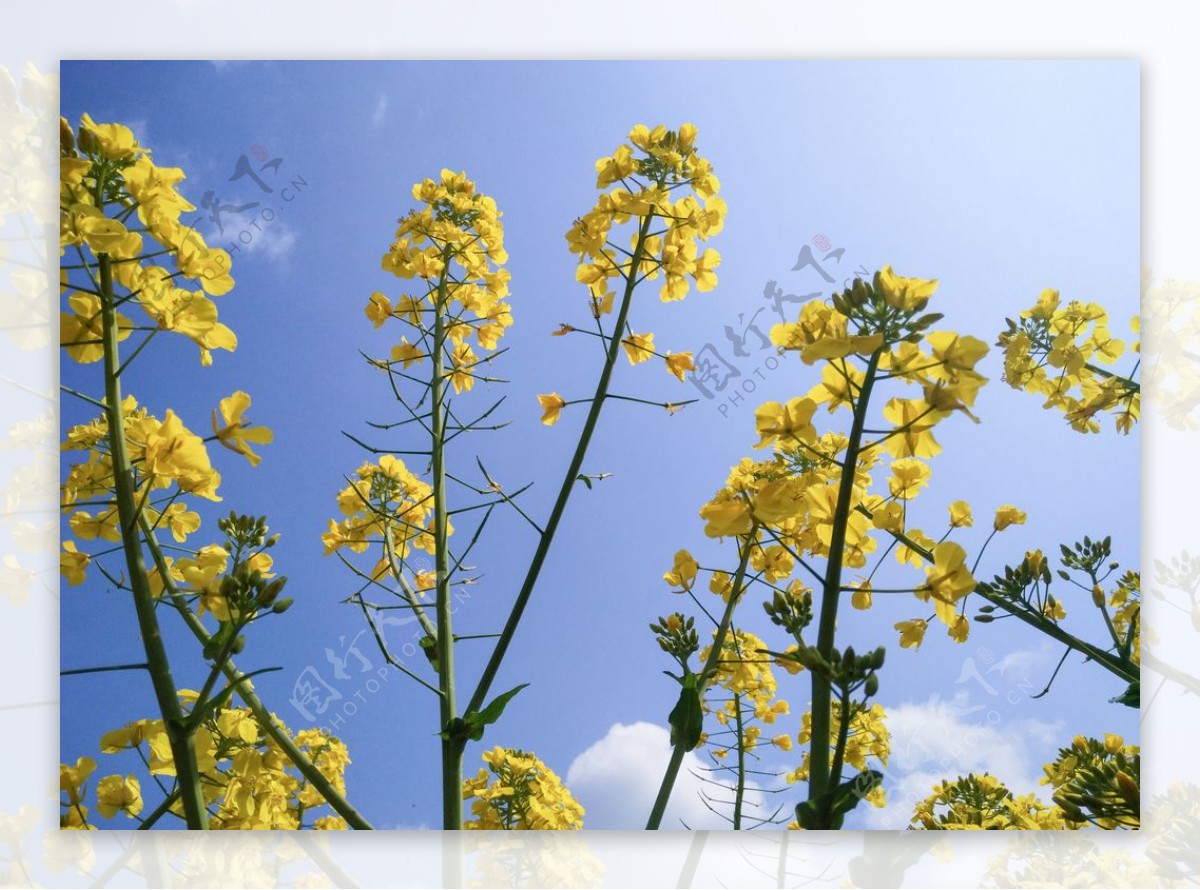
463,747,584,830
651,267,994,830
62,700,352,830
540,123,726,423
998,289,1139,434
911,734,1139,830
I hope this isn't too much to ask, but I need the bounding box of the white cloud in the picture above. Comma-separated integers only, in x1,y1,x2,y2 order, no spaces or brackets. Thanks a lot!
862,690,1064,830
566,722,769,829
371,93,388,128
236,219,297,265
205,210,297,270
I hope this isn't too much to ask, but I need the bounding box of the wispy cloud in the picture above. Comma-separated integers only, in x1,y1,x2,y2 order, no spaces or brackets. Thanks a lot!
862,690,1063,829
235,220,297,266
371,93,388,128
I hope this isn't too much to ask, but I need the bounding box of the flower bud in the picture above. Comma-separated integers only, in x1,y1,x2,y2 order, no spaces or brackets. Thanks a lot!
1115,770,1139,802
60,116,75,155
78,124,99,155
864,673,879,698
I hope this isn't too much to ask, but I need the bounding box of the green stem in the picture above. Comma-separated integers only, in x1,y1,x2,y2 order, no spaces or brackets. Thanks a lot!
733,693,746,830
136,788,180,830
646,530,757,829
808,349,882,819
139,516,374,829
98,251,208,830
864,509,1139,685
465,212,656,717
432,262,462,831
829,686,852,789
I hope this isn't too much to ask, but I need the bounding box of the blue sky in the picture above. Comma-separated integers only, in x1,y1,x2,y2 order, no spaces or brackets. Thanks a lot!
61,60,1139,830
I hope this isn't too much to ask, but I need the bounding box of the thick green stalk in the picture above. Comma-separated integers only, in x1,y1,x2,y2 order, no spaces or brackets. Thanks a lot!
140,517,374,829
465,212,656,717
431,266,462,830
647,531,756,829
98,253,208,829
807,349,882,820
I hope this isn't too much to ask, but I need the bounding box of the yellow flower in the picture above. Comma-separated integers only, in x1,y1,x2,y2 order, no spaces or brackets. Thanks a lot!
96,775,143,819
895,618,928,649
162,503,201,543
751,545,794,583
60,541,90,586
922,542,976,606
889,458,931,500
754,397,818,450
365,292,392,328
60,757,96,806
802,332,884,366
390,339,424,368
851,581,873,610
881,397,942,458
595,143,638,187
79,113,144,160
699,495,753,539
61,292,133,364
876,265,938,311
623,331,655,365
143,410,222,500
537,393,566,426
664,351,695,382
448,342,478,394
212,391,273,467
948,500,973,528
663,550,699,591
871,501,905,534
993,505,1027,531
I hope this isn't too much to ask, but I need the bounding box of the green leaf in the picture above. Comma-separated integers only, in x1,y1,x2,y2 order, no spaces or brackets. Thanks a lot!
830,769,883,818
794,798,826,830
794,770,882,829
668,674,704,750
462,683,530,741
